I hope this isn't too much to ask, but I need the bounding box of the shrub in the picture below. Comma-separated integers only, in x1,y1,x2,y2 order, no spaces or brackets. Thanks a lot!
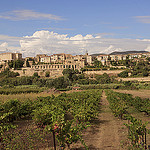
33,72,39,78
45,71,50,77
118,70,128,78
3,99,21,121
142,70,149,77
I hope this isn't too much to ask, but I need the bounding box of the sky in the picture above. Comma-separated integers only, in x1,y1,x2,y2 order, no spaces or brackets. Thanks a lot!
0,0,150,57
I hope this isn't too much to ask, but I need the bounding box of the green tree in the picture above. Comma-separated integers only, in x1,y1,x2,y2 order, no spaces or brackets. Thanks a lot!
45,71,50,77
93,59,102,68
62,69,77,81
123,81,132,87
26,60,30,67
53,77,69,89
118,71,128,78
95,73,111,84
33,72,39,78
9,60,24,69
0,69,19,78
142,70,149,77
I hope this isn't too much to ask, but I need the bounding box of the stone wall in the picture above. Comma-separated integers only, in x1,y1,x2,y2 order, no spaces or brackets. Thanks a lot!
11,68,124,78
11,67,63,78
84,70,124,76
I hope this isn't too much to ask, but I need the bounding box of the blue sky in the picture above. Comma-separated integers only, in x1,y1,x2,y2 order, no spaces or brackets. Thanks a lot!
0,0,150,56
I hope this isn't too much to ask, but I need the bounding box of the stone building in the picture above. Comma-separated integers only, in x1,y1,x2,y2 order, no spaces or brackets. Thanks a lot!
0,52,22,71
97,54,109,61
96,54,110,65
0,52,22,62
40,56,51,63
30,61,84,77
110,55,123,61
35,54,48,63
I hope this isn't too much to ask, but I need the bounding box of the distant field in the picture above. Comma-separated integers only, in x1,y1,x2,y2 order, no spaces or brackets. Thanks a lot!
0,90,61,103
113,89,150,98
84,70,124,75
118,76,150,82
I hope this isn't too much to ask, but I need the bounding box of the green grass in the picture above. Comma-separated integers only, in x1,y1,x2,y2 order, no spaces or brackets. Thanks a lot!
15,85,39,89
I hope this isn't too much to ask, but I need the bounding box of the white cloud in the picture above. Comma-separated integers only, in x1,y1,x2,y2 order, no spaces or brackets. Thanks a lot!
135,16,150,24
0,10,63,21
25,30,69,40
0,42,8,47
0,30,150,57
103,45,122,54
136,39,150,42
0,34,21,41
0,42,21,53
95,36,101,39
70,34,84,41
70,34,94,41
145,46,150,52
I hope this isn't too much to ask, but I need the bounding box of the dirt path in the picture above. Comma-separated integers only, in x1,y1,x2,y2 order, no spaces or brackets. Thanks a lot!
72,91,128,150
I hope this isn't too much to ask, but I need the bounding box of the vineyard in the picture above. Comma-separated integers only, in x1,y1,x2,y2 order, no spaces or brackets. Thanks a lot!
0,89,150,149
0,89,102,149
105,90,150,149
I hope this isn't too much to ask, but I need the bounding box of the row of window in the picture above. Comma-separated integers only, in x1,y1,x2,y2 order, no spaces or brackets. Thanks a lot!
32,64,77,69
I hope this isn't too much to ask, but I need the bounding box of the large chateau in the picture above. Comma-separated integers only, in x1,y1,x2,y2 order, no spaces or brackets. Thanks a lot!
0,51,150,77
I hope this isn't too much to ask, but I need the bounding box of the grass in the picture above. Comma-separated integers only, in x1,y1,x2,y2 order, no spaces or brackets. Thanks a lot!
15,85,39,89
0,92,60,103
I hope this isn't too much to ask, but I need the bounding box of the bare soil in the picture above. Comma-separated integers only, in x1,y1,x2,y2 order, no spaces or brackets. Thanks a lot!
118,76,150,82
113,89,150,99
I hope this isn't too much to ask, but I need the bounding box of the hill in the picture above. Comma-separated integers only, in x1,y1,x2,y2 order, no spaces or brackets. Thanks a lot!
90,53,106,57
90,50,149,56
109,50,148,55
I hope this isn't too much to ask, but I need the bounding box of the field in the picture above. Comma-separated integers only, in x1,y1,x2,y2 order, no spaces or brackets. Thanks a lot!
0,87,61,103
0,89,150,150
113,89,150,99
118,76,150,82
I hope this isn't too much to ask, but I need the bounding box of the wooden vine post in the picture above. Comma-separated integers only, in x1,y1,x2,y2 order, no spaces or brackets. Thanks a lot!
145,128,146,150
53,131,56,150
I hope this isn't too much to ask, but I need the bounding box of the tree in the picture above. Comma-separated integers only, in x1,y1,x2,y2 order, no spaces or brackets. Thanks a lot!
62,69,74,76
33,72,39,78
111,61,117,66
123,81,132,87
9,60,24,69
93,59,102,68
26,60,30,67
53,77,69,89
118,71,128,78
95,73,111,84
72,74,78,81
62,69,77,81
0,69,19,78
45,71,50,77
142,70,149,77
146,57,150,61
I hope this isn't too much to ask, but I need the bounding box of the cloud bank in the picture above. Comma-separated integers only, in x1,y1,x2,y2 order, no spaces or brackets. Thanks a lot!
0,30,150,57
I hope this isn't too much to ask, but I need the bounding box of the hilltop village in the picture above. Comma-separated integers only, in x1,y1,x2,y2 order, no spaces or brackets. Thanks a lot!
0,51,150,77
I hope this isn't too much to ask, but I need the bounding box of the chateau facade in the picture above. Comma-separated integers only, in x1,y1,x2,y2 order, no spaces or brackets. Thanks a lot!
0,51,150,77
0,52,22,62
